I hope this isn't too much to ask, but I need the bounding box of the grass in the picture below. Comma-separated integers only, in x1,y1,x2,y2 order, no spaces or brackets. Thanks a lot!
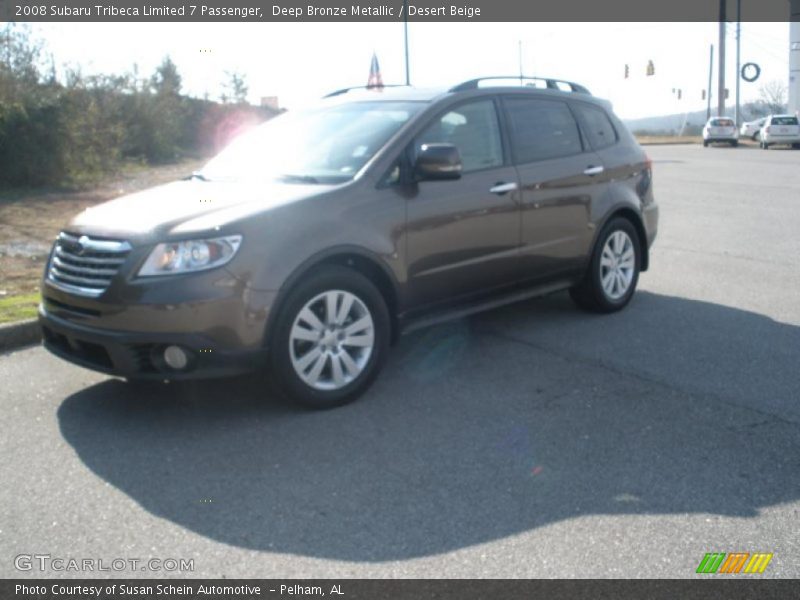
635,135,702,145
635,135,760,147
0,292,40,324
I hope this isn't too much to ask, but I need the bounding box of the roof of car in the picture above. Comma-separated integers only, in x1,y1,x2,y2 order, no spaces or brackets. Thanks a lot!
322,82,607,106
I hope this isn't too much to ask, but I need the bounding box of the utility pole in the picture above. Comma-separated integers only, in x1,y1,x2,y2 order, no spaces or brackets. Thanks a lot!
790,0,800,116
403,0,410,85
718,0,726,117
707,44,714,121
735,0,741,126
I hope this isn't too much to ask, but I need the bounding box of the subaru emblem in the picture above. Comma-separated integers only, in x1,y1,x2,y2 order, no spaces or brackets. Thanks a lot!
77,235,90,255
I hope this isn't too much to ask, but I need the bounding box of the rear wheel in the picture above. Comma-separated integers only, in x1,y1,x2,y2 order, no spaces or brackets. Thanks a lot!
269,266,390,409
731,140,738,147
793,143,800,150
570,217,641,313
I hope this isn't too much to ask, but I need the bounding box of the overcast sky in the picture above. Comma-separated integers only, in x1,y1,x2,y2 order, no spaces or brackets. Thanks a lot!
29,21,790,119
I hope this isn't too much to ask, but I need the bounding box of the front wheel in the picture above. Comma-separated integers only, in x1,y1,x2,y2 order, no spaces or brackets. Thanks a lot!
269,266,390,409
570,218,641,313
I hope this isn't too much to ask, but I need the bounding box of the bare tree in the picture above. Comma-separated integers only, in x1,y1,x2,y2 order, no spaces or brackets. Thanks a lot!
758,80,787,114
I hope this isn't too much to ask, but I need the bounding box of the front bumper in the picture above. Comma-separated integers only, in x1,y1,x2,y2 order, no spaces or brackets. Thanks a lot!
39,306,268,380
39,264,278,379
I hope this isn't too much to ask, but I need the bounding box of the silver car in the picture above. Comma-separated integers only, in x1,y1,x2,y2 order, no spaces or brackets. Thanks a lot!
703,117,738,147
740,117,766,140
759,115,800,149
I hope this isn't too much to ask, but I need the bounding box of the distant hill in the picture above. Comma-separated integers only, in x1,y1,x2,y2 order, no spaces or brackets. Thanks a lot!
622,109,734,135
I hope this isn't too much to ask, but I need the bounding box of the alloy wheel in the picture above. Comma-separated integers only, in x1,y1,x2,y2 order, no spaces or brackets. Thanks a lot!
600,230,636,300
289,290,375,391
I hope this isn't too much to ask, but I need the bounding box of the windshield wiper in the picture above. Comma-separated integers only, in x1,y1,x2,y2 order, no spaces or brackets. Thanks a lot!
186,172,210,182
277,174,320,185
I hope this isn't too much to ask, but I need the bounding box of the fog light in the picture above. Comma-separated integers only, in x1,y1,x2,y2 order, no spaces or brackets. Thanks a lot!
163,345,189,370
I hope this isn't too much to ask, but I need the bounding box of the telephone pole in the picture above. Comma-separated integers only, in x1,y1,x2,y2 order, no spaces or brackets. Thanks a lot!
403,0,410,85
718,0,726,117
707,44,714,121
735,0,741,126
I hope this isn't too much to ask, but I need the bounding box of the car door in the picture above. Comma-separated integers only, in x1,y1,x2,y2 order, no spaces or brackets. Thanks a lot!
502,95,608,280
404,97,522,308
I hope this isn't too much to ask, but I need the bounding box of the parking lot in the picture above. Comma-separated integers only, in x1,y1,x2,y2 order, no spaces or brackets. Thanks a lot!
1,144,798,578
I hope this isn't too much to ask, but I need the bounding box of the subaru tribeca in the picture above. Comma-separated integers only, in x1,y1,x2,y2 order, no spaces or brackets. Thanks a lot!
40,77,658,408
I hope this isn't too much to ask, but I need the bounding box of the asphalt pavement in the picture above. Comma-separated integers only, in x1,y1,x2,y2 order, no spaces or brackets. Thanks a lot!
1,144,798,578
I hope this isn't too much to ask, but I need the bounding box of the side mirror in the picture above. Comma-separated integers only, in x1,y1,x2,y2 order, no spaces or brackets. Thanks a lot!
414,143,462,181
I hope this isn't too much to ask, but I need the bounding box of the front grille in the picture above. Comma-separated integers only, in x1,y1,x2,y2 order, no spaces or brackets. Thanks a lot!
48,232,131,297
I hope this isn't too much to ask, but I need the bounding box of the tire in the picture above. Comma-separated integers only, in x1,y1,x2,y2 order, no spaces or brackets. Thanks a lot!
731,140,738,147
793,143,800,150
570,217,641,313
269,266,390,409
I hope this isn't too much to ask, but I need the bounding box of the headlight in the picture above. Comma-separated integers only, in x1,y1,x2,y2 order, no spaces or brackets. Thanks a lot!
138,235,242,277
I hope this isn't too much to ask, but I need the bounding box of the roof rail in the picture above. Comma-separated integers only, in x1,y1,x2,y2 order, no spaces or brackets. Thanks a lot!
449,77,591,95
323,84,411,98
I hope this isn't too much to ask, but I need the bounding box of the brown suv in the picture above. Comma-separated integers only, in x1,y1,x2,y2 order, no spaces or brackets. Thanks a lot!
39,77,658,408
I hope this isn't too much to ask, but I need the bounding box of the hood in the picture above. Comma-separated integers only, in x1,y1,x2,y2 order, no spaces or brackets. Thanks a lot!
67,179,334,241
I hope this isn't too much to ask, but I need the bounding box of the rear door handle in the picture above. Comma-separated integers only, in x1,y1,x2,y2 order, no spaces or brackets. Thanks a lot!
584,165,605,176
489,182,518,195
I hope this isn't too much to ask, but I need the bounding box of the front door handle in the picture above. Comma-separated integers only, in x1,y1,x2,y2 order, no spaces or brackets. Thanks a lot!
489,182,518,195
584,165,605,176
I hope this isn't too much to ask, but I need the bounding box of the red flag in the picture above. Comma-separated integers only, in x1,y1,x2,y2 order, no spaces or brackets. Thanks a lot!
367,52,384,90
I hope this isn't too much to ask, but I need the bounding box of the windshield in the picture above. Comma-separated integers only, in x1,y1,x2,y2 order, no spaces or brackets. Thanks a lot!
199,101,423,184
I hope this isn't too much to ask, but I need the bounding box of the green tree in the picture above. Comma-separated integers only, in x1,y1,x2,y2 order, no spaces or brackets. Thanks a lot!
223,71,248,104
150,56,181,96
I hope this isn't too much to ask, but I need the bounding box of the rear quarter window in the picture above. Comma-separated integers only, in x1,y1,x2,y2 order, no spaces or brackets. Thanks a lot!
573,102,618,150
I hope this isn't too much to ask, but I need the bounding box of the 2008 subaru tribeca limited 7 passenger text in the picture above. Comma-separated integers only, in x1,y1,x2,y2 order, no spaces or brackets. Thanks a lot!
40,77,658,408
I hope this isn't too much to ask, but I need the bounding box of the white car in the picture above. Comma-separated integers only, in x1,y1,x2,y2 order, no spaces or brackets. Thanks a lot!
759,115,800,149
703,117,738,147
740,117,766,140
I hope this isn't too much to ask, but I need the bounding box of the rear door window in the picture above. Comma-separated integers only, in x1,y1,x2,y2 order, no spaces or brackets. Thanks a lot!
504,97,584,163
